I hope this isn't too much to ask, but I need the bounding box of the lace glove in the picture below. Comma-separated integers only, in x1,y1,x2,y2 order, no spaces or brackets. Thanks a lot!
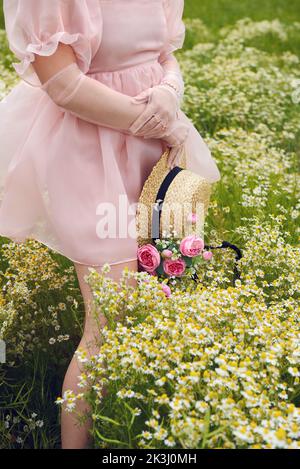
129,91,189,159
40,62,150,133
152,112,190,169
128,53,185,140
40,61,187,141
129,84,180,138
159,52,185,104
166,142,186,170
40,60,189,168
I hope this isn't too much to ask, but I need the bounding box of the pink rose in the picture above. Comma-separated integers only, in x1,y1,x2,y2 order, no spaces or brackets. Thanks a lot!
203,250,213,261
161,283,172,297
137,244,161,272
187,212,197,224
161,249,173,258
163,258,186,277
180,235,204,257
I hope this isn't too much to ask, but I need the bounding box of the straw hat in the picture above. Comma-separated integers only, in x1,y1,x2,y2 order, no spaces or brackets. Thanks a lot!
135,147,213,246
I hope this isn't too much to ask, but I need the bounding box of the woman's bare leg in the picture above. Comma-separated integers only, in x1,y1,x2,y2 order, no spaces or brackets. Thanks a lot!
61,259,138,449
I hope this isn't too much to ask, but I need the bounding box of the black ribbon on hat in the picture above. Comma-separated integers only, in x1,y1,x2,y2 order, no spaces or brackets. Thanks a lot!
151,165,243,286
151,165,183,241
191,241,243,286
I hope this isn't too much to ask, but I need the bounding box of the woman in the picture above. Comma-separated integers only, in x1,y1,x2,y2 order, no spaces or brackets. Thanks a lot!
1,0,221,449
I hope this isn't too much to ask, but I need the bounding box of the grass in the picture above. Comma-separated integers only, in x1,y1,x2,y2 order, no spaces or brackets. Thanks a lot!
1,0,300,28
0,2,3,30
0,0,299,451
184,0,300,28
1,1,300,55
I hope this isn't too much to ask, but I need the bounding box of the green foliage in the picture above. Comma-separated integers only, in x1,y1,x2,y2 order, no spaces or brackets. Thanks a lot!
0,240,84,448
0,1,300,450
61,263,300,449
58,17,300,449
0,1,3,30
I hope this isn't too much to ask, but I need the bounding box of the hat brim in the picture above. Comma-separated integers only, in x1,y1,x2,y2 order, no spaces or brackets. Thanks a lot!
135,148,212,246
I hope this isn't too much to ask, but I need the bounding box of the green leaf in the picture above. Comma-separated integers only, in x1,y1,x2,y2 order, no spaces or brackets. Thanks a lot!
95,429,129,446
183,256,193,267
156,261,165,276
94,415,123,427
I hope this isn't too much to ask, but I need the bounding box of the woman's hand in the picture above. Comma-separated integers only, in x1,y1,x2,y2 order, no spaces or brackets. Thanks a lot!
162,119,190,169
161,117,190,147
129,84,180,138
128,84,189,148
128,83,190,169
167,142,186,170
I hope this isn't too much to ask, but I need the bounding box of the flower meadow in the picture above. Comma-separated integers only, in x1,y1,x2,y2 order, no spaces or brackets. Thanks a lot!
1,9,300,449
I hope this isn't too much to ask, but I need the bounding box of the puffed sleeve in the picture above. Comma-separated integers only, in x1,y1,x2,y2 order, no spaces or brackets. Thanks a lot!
3,0,103,87
160,0,186,59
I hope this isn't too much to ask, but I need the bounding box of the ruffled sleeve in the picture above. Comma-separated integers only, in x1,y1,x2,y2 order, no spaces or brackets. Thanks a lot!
160,0,186,59
3,0,103,87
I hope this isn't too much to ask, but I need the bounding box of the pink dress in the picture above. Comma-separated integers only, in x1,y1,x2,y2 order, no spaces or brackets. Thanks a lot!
0,0,221,267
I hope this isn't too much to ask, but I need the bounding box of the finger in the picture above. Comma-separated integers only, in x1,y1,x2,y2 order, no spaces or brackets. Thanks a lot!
134,114,164,136
171,149,180,168
169,129,188,147
129,105,156,134
134,117,158,136
142,121,168,139
168,146,183,169
144,112,170,135
164,134,178,146
148,104,175,124
167,148,178,169
177,145,185,167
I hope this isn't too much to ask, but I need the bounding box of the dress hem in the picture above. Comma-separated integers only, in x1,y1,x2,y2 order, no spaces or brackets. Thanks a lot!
0,231,138,268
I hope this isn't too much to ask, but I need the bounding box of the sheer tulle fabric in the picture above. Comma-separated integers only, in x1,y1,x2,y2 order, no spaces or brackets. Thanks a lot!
0,0,221,266
3,0,103,87
161,0,186,58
